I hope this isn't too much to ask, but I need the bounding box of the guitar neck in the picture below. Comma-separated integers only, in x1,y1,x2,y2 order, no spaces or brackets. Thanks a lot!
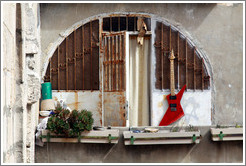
170,60,175,96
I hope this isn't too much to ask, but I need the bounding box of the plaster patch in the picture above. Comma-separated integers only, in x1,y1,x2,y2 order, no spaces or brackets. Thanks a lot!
152,91,212,126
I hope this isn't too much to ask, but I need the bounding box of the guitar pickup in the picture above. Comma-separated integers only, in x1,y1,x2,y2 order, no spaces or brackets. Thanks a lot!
169,96,177,100
170,104,177,107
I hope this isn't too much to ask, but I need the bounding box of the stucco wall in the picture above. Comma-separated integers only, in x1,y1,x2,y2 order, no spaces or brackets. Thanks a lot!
40,3,243,126
36,3,243,163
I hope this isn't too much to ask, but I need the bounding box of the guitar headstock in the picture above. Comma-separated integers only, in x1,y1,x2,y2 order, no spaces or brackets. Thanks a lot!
168,49,175,60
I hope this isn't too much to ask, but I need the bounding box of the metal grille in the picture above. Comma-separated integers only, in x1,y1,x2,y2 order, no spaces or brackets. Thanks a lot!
103,33,125,92
44,20,99,90
103,16,151,32
154,21,210,90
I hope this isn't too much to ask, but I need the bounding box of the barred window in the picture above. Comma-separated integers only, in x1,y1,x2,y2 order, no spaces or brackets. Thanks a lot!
44,20,99,90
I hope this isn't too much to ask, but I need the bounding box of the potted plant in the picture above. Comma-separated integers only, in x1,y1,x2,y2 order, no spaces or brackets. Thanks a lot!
41,107,119,144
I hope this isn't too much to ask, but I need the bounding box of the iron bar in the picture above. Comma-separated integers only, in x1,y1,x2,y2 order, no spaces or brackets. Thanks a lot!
82,26,85,89
90,21,93,91
161,23,164,90
113,36,116,91
185,39,188,89
120,35,122,90
177,32,180,90
66,37,68,90
74,30,77,90
116,35,119,91
109,36,111,91
58,46,60,90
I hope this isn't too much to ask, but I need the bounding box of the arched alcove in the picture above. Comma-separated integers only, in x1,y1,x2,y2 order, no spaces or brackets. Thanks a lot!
41,13,213,126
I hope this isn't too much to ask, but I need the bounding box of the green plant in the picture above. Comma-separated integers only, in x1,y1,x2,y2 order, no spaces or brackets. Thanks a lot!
46,107,94,137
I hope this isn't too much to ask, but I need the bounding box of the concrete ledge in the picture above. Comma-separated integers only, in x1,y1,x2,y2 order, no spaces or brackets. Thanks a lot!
211,127,243,141
41,129,119,144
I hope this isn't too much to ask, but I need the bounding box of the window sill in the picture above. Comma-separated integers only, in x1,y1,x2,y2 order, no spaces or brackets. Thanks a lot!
123,130,201,145
211,127,243,141
41,129,119,144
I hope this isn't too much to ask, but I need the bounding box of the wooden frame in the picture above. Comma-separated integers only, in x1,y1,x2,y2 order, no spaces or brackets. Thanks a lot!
41,129,119,144
211,127,243,141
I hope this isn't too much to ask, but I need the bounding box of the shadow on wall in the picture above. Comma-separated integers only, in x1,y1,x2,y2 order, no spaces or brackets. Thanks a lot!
35,127,243,163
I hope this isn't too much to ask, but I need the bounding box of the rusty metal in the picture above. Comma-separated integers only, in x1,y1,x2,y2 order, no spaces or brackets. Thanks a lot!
119,35,122,90
116,35,119,90
161,23,164,90
177,32,180,90
109,36,111,91
58,46,60,90
66,38,68,90
112,36,115,91
185,39,188,89
74,30,77,90
82,26,85,89
90,21,93,91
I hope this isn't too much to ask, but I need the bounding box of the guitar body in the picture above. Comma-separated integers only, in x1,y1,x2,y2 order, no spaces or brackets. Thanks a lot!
159,84,186,126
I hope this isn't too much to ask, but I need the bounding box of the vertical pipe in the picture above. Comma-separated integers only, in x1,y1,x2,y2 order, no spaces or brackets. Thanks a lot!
161,24,164,90
177,32,180,90
82,26,85,89
66,38,68,90
58,46,60,90
74,30,77,90
194,47,196,90
90,21,93,91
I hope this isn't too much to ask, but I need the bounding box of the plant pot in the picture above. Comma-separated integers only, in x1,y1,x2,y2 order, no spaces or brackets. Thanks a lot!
41,129,119,144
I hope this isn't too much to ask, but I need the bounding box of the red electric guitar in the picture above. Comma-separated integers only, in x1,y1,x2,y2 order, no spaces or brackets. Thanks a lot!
159,49,186,126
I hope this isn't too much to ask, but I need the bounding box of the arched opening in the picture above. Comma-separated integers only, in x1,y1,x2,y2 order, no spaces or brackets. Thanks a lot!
42,13,213,127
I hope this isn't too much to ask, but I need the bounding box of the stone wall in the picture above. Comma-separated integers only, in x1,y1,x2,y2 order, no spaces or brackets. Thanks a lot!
2,3,41,163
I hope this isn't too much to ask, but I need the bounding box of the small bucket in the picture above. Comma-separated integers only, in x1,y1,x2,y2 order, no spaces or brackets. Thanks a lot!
41,82,52,100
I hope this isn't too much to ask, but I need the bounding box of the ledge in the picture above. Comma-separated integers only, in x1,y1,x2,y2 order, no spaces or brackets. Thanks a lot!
123,130,201,145
41,129,119,144
211,127,243,141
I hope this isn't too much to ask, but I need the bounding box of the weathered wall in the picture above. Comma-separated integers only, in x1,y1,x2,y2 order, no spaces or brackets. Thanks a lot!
2,3,41,163
35,3,243,163
35,127,243,163
40,3,243,126
2,3,23,163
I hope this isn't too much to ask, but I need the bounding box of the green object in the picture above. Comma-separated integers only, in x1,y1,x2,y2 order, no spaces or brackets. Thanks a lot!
130,136,135,145
108,134,117,143
108,134,112,143
218,131,225,140
46,108,94,137
41,82,52,100
47,132,51,142
192,134,197,143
